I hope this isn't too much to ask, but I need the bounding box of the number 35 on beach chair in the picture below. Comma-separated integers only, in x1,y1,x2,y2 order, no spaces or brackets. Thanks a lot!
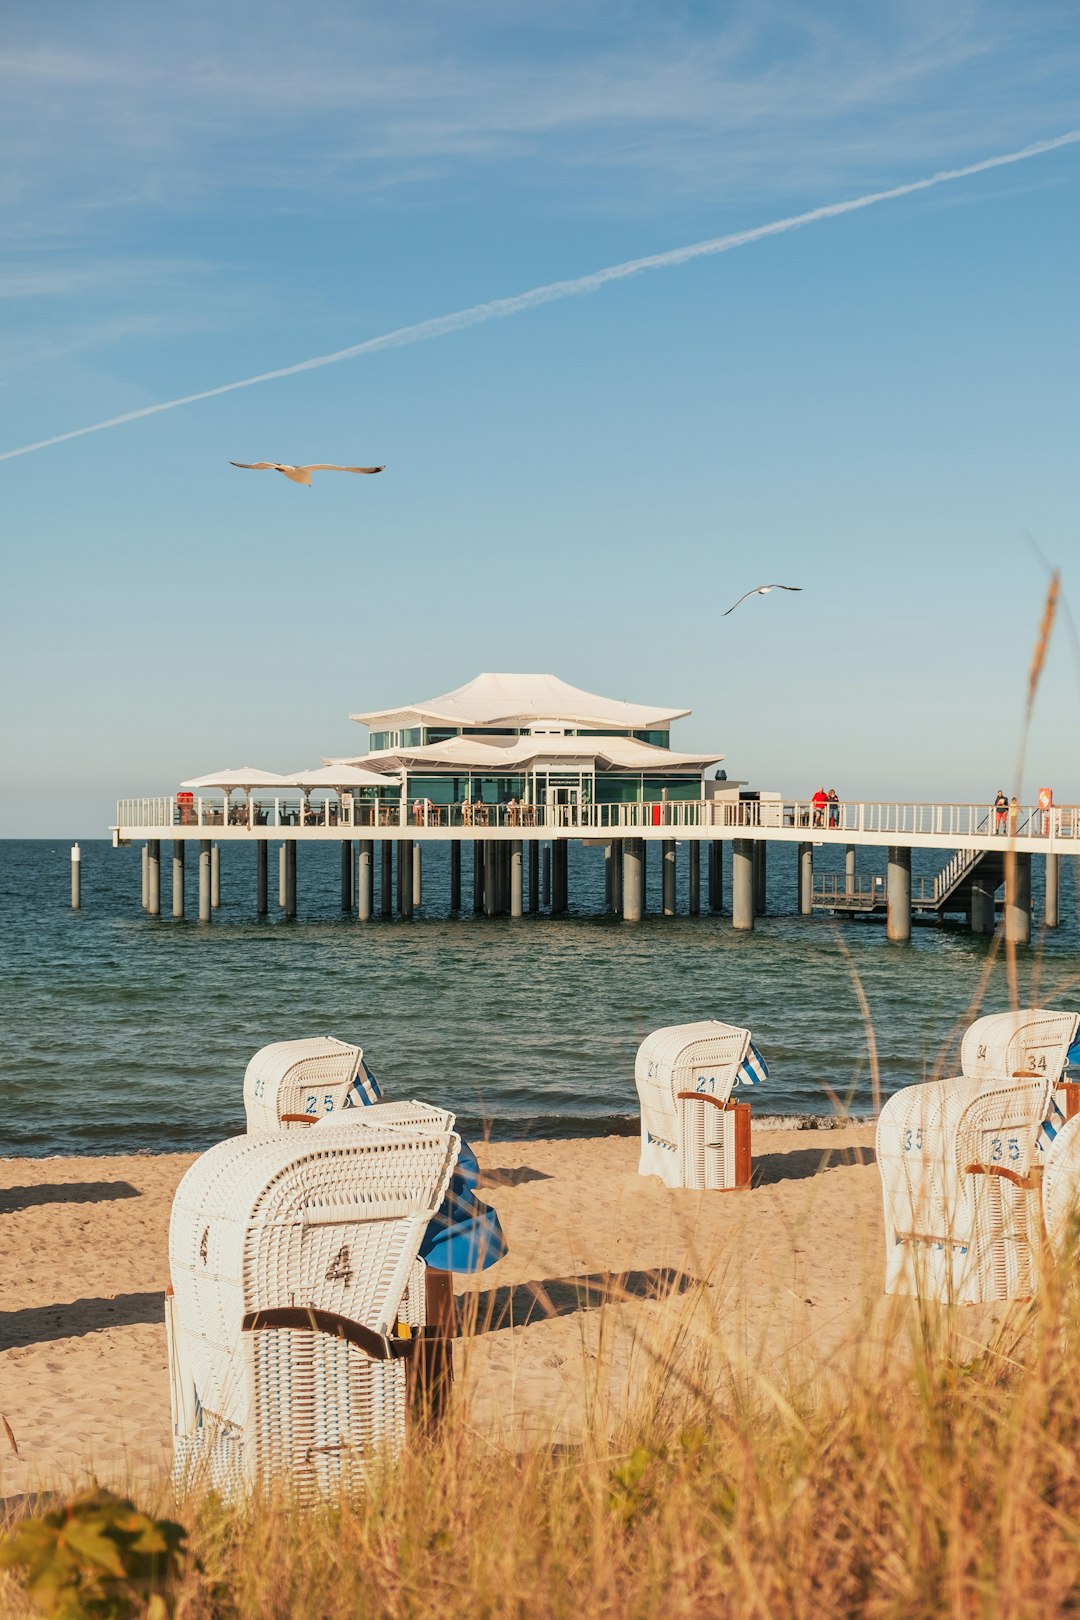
876,1008,1080,1305
635,1021,769,1191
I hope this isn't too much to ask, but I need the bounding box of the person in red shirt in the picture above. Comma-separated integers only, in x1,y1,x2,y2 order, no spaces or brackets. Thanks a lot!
811,786,828,829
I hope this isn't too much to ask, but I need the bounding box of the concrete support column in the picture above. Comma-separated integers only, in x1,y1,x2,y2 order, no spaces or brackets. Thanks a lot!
413,842,423,910
279,845,287,909
141,844,149,911
968,868,995,935
172,840,185,919
845,845,856,898
731,839,754,931
211,844,221,909
604,844,614,912
1004,851,1031,945
688,842,700,916
358,841,373,920
285,841,297,919
450,842,461,912
198,840,212,923
662,839,677,916
511,840,523,918
622,838,644,923
381,841,393,917
147,840,160,916
256,842,268,915
639,841,647,915
398,840,413,918
543,845,551,909
610,839,622,915
483,841,496,917
71,842,81,910
341,841,354,912
1045,852,1060,928
528,841,540,913
886,846,912,943
753,842,767,916
798,843,814,916
473,842,484,913
708,843,723,913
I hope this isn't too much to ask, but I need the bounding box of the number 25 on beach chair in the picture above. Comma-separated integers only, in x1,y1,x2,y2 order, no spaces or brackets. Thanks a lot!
635,1021,769,1191
876,1008,1080,1304
243,1036,383,1130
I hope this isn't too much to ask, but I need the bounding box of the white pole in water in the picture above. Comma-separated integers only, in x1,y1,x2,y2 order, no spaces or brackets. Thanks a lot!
70,842,81,909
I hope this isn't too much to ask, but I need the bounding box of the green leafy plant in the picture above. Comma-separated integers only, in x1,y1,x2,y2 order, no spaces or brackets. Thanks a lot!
0,1487,187,1619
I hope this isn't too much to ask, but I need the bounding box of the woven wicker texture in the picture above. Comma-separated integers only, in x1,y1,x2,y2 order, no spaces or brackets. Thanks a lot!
876,1008,1079,1304
243,1037,373,1131
635,1021,755,1190
167,1123,459,1498
1043,1113,1080,1253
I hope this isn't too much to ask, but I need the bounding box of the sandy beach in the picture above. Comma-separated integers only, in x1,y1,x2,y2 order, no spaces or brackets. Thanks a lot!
3,1122,914,1501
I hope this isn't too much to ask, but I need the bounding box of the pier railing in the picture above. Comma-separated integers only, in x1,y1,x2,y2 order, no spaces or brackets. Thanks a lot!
116,796,1080,841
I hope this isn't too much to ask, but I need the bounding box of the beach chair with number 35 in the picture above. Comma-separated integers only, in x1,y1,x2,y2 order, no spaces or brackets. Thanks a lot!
876,1008,1080,1304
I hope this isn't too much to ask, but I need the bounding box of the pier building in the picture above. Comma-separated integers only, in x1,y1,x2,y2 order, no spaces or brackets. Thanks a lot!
109,671,1078,942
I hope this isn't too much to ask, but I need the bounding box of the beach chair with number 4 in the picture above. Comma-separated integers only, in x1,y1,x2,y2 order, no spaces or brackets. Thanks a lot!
635,1020,769,1191
243,1036,382,1131
166,1122,464,1501
876,1008,1080,1304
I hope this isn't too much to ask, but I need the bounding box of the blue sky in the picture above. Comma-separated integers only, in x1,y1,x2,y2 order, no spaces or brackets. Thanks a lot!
1,1,1078,836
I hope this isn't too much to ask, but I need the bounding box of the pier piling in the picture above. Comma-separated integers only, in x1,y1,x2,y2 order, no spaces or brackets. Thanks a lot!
886,846,911,942
141,844,148,911
753,843,767,916
622,839,644,922
688,842,700,915
528,841,539,912
968,868,995,935
1004,851,1031,945
1045,853,1060,928
172,841,185,919
542,845,551,910
708,843,722,912
511,841,523,917
731,840,754,930
70,842,81,910
398,840,413,918
285,842,297,919
381,841,393,916
198,840,212,923
450,842,461,912
845,845,856,897
256,842,268,915
798,843,813,916
279,845,287,910
413,842,423,910
147,841,160,915
473,842,483,913
341,841,354,911
211,844,220,909
610,839,622,915
662,839,676,916
358,841,373,920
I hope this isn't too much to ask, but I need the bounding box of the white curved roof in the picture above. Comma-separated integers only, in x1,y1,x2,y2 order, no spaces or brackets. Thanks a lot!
351,673,689,731
326,733,721,774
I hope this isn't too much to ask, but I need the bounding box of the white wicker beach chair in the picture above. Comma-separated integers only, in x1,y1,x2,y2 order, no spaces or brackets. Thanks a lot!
876,1008,1080,1304
243,1036,381,1131
166,1122,458,1501
1043,1114,1080,1254
635,1020,768,1190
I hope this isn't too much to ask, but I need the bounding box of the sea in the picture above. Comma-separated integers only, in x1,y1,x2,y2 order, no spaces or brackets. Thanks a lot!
1,838,1077,1159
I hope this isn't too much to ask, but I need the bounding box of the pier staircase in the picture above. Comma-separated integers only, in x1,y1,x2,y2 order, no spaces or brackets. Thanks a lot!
814,847,1004,920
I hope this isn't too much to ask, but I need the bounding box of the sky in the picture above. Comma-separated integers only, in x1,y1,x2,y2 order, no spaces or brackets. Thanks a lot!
1,0,1078,837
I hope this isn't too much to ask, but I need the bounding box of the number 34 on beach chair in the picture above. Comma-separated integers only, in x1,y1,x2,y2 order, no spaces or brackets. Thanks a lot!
635,1021,769,1191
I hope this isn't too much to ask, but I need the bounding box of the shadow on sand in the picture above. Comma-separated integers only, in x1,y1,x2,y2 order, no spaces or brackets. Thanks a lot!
0,1182,141,1216
754,1143,877,1187
460,1266,699,1334
0,1292,163,1353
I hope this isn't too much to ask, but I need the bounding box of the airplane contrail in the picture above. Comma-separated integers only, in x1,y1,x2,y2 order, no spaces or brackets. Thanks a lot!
2,129,1077,464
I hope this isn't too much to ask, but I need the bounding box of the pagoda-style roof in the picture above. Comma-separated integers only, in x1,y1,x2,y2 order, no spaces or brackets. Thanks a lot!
326,733,721,775
351,673,689,732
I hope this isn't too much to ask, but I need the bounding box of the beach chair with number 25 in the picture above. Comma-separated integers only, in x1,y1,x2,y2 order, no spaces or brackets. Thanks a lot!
243,1037,382,1131
876,1008,1080,1304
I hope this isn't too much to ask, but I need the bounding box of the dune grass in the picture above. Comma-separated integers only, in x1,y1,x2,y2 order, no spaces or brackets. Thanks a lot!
6,1244,1080,1620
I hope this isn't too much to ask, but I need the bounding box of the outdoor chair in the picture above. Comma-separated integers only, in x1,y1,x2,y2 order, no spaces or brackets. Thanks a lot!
166,1123,462,1500
635,1020,769,1191
876,1008,1080,1304
243,1036,382,1131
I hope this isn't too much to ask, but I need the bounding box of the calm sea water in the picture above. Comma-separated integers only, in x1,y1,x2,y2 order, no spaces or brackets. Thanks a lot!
1,838,1077,1158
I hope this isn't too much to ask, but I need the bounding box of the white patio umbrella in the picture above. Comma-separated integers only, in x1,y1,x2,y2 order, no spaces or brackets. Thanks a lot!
281,764,390,789
180,768,293,789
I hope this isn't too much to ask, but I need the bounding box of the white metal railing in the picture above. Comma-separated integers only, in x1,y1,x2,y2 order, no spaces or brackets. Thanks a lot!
114,796,1080,842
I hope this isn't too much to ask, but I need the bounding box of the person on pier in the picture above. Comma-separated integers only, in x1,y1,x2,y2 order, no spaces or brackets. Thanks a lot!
994,788,1008,832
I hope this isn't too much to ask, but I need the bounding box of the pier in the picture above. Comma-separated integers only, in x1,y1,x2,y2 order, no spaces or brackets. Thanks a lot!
110,795,1077,942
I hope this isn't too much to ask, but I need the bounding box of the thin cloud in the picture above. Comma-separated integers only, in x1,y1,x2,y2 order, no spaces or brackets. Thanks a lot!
1,129,1077,464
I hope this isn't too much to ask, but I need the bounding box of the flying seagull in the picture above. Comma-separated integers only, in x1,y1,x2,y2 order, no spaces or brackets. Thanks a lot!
723,583,803,617
229,461,385,486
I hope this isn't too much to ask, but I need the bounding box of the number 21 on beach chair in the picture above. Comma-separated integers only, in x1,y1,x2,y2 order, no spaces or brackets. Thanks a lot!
876,1008,1080,1304
635,1021,769,1191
